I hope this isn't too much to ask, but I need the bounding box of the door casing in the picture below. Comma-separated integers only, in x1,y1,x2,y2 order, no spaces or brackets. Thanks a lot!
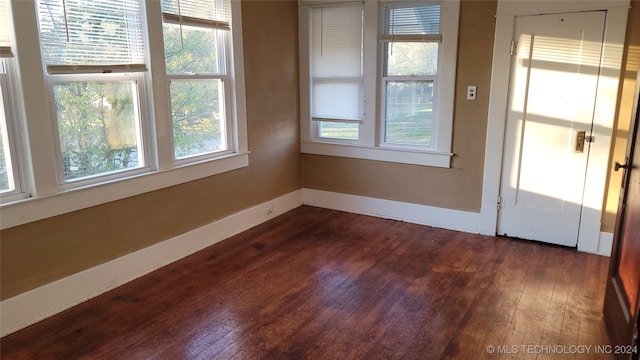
480,0,630,254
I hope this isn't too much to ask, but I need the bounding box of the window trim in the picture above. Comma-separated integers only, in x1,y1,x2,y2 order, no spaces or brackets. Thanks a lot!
0,59,28,203
299,0,459,168
0,0,249,228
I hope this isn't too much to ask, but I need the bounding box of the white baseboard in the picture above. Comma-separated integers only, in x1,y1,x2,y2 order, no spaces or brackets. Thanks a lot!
577,231,613,257
302,189,480,234
0,190,303,337
597,232,614,257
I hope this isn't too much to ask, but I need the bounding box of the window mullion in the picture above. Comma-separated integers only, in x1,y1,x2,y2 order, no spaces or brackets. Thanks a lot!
12,0,59,196
219,30,233,152
145,0,173,171
224,0,247,153
362,0,378,146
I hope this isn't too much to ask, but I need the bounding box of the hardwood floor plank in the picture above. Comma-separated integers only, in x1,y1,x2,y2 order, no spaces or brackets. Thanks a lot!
0,206,613,360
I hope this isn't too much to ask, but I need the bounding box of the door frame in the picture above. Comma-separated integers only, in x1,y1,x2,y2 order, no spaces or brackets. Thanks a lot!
479,0,630,254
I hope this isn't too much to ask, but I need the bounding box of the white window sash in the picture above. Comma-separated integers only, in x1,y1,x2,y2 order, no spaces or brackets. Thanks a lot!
162,0,232,163
312,117,362,124
310,4,364,126
44,72,150,187
379,34,442,42
162,12,229,31
47,63,148,75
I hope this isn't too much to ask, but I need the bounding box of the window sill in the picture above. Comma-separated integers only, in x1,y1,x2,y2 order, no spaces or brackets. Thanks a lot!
301,141,452,167
0,152,249,230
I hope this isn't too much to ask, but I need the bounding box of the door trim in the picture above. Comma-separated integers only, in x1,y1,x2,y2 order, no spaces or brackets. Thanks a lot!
479,0,630,254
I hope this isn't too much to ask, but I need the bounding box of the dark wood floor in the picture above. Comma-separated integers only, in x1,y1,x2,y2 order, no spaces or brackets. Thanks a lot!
1,206,614,359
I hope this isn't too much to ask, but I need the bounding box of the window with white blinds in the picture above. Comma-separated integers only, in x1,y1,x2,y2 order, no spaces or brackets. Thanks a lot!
381,4,441,42
162,0,230,30
311,4,363,123
0,0,12,57
36,0,146,73
380,3,442,148
161,0,233,160
300,0,459,167
0,0,249,209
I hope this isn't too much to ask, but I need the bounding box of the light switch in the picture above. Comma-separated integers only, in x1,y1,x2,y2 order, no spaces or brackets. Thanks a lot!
467,86,477,100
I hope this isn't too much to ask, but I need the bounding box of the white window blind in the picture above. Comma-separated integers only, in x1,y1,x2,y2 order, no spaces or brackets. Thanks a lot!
162,0,230,30
37,0,146,73
0,0,12,57
381,4,441,42
311,4,363,122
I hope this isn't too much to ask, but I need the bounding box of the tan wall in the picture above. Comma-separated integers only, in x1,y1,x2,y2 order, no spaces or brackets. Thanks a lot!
302,0,497,213
602,0,640,233
0,0,301,300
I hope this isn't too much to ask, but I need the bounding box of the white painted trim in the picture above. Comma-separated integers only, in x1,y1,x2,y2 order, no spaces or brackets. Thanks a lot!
0,190,303,337
228,0,249,157
597,232,614,257
578,4,628,254
302,188,480,234
479,1,629,251
578,230,614,257
479,11,513,237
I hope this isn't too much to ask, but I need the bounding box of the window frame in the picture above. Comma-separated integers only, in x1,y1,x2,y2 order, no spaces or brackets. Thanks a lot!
36,0,152,187
0,0,249,229
161,8,235,165
0,58,28,203
299,0,459,168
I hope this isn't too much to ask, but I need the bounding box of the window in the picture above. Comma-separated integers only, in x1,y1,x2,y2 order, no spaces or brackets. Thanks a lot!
0,62,18,196
162,0,232,161
310,4,363,141
0,0,25,203
299,0,459,168
37,0,148,184
381,4,440,147
0,0,248,225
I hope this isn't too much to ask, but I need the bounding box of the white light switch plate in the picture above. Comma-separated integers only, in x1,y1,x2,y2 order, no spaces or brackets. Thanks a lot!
467,86,477,100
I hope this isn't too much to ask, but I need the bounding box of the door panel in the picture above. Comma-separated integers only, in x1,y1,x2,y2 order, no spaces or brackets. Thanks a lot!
618,167,640,318
604,89,640,352
498,11,606,246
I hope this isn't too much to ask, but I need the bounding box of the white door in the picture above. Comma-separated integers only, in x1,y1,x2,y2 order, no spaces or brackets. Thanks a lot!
498,11,606,246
